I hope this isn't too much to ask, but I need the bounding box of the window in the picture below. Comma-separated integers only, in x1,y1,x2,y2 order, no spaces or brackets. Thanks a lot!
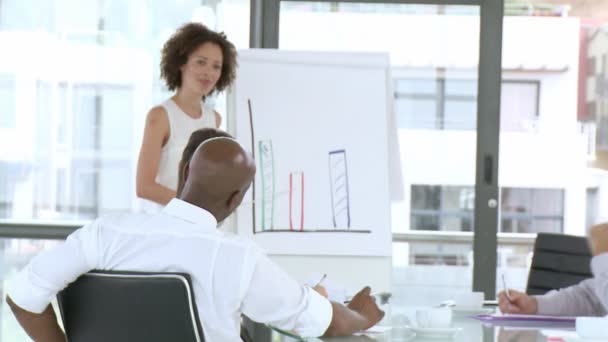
73,86,101,151
599,116,608,149
444,79,477,130
395,79,539,132
411,185,564,233
0,74,15,128
411,185,474,232
29,82,135,220
588,101,597,121
0,0,250,220
501,188,564,233
394,79,438,129
500,81,539,131
589,56,596,76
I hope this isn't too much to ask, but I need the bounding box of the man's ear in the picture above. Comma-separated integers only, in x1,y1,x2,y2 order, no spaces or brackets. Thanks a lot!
182,162,190,183
226,190,243,212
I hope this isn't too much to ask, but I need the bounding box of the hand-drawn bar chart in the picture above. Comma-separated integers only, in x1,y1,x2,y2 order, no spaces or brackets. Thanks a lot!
252,146,366,234
289,171,304,231
329,149,351,229
234,50,392,256
259,140,275,230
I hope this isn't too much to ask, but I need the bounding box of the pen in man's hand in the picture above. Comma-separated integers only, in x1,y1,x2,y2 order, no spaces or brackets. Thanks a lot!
314,274,327,287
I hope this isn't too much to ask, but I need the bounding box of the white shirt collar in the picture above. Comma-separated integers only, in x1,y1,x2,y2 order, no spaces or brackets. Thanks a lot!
162,198,218,229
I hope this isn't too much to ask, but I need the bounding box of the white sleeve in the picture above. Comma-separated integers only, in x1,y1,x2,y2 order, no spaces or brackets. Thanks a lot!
6,221,101,314
534,255,608,317
239,251,332,337
591,253,608,314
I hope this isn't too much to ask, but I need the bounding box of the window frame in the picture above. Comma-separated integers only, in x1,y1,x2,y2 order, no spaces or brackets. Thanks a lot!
394,78,539,131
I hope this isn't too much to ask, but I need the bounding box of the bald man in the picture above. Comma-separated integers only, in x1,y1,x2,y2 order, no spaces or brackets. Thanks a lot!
6,137,383,342
176,127,232,195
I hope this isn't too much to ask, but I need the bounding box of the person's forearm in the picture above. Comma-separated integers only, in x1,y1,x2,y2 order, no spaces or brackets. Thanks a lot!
136,182,176,205
7,296,66,342
323,302,369,337
535,278,606,316
591,253,608,315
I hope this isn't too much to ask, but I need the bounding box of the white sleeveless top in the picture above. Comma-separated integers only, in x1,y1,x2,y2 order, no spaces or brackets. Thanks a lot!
141,98,217,212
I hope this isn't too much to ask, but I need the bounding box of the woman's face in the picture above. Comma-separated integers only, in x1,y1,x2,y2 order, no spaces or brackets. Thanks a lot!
180,42,223,96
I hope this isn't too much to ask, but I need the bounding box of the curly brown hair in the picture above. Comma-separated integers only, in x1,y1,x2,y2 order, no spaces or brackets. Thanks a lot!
160,22,237,97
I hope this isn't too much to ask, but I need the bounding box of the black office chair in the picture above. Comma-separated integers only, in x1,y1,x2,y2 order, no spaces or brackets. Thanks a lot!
57,271,205,342
526,233,593,295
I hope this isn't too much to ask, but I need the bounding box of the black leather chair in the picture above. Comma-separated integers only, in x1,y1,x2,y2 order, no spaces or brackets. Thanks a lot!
526,233,594,295
57,271,204,342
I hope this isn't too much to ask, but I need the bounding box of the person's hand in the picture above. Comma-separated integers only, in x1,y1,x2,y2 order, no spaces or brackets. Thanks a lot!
497,289,537,314
313,285,328,298
590,223,608,256
347,287,384,330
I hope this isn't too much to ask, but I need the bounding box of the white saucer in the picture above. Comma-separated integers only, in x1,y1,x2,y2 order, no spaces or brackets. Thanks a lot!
411,326,462,339
452,307,494,316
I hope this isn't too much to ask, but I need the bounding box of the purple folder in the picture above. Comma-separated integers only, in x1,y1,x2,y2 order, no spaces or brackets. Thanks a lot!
472,314,576,326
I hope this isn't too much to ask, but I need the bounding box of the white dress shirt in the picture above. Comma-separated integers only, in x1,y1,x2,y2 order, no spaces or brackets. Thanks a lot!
7,199,332,341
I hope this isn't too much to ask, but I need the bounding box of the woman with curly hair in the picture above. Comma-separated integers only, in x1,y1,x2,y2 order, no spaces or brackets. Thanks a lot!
136,22,237,211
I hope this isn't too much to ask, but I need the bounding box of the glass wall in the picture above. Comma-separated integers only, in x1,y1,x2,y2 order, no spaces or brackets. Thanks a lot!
0,2,249,339
278,0,483,300
489,1,608,291
392,238,534,306
0,0,250,221
275,0,596,298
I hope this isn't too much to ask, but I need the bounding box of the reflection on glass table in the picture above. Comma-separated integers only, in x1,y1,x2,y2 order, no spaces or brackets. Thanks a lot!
271,306,577,342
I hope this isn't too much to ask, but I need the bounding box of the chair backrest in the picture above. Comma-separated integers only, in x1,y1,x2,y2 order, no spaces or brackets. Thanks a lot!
57,271,204,342
526,233,593,295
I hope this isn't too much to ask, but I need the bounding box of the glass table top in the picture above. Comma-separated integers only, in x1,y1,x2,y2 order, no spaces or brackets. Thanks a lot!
271,307,579,342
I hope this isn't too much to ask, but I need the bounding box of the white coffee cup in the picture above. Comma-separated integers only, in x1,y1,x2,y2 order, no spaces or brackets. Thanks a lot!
416,307,452,329
451,292,484,309
576,317,608,339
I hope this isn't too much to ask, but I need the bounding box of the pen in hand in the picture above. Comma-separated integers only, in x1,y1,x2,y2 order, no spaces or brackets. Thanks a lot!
501,274,512,301
312,274,329,298
315,273,327,287
501,273,514,313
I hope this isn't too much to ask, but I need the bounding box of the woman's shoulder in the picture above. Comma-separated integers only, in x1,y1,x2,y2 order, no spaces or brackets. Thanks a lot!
144,105,170,134
150,97,179,116
147,105,169,121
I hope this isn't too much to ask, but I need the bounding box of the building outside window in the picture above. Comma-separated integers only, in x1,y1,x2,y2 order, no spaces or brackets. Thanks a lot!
410,185,564,234
501,188,564,233
394,78,539,132
410,185,474,231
